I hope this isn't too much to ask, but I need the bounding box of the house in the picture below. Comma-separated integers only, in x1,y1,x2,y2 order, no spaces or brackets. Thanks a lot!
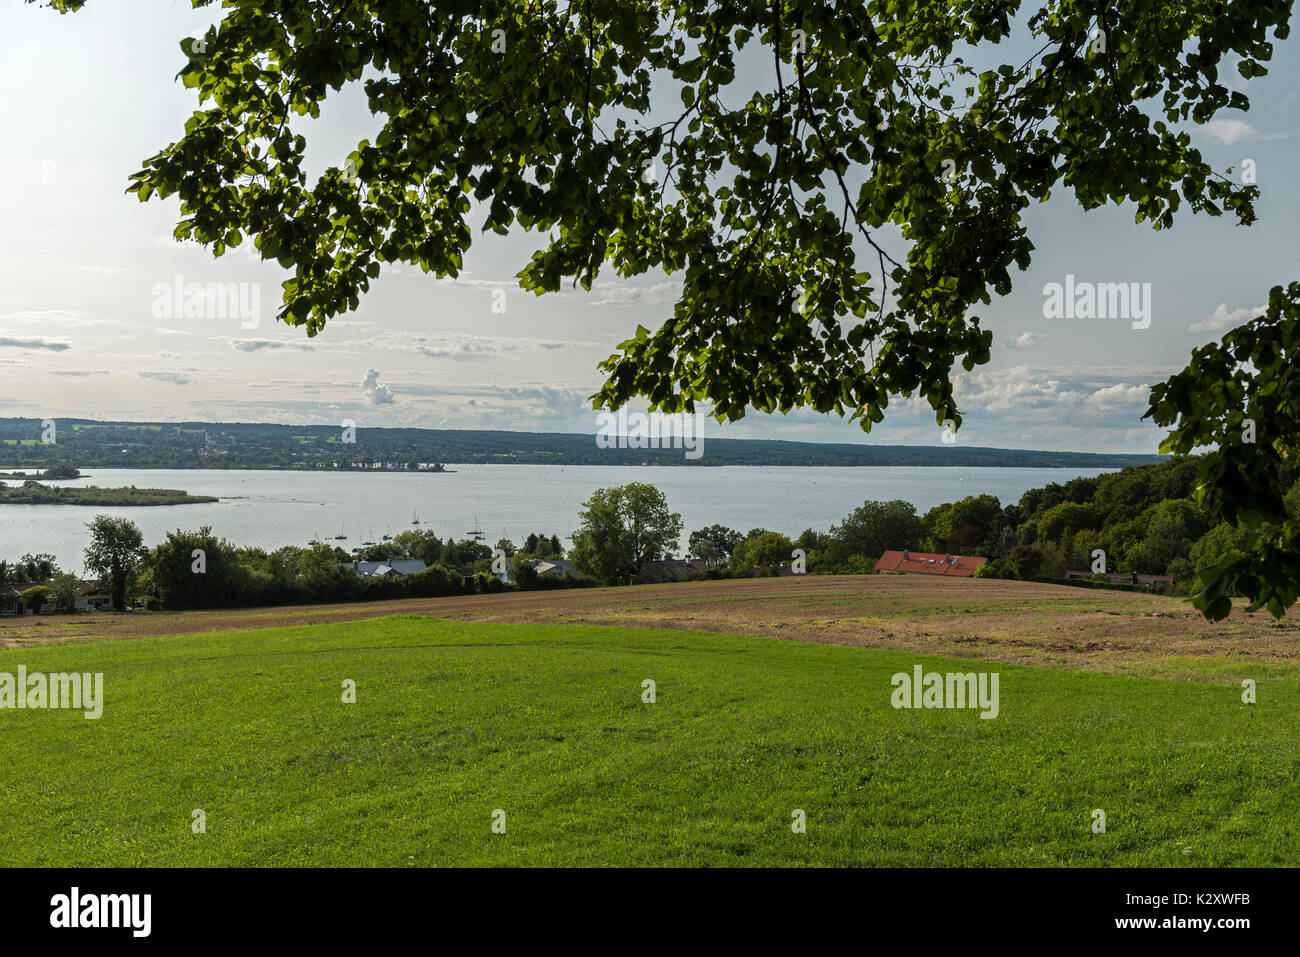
1134,573,1175,588
0,583,43,616
750,563,803,577
531,558,580,579
875,549,987,577
1065,569,1174,588
336,560,428,579
76,580,113,611
1,580,115,615
637,559,707,583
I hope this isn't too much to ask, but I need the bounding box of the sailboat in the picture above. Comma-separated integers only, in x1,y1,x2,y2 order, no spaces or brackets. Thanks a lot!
465,515,484,540
381,528,392,542
363,528,376,546
308,532,321,545
334,522,347,540
412,511,421,526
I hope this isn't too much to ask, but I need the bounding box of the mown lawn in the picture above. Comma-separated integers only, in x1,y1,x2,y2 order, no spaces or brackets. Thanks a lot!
0,614,1294,866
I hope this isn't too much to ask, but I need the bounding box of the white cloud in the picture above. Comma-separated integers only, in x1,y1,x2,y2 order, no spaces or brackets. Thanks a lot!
1188,302,1266,334
953,365,1155,425
1082,382,1150,411
1199,119,1283,145
1008,331,1046,349
222,337,315,352
362,368,395,405
587,279,681,306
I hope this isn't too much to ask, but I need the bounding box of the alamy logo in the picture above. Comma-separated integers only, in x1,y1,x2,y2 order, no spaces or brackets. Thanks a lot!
596,409,704,460
50,887,151,937
1042,274,1151,329
151,274,261,329
0,667,103,719
891,665,999,719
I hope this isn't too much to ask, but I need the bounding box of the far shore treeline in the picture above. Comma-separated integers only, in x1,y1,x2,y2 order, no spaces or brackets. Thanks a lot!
4,457,1293,614
0,417,1163,470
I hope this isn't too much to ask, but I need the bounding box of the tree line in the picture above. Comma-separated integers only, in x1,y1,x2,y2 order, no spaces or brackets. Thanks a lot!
4,458,1291,613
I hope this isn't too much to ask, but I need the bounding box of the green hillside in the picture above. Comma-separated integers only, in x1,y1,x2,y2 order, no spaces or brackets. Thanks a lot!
0,615,1292,866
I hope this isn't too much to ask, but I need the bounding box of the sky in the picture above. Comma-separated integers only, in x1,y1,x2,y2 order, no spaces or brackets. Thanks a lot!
1,1,1297,454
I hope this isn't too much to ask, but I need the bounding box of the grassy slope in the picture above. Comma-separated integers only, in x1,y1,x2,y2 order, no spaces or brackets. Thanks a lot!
1,614,1294,867
8,576,1298,686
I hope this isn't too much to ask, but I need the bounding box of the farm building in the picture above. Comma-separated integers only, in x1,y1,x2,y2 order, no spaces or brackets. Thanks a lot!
1,580,114,615
336,560,428,579
531,558,580,578
638,559,708,582
0,583,44,616
1065,569,1174,588
76,581,114,611
875,550,987,577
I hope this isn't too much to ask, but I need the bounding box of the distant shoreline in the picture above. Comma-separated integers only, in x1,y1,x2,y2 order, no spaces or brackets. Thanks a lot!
0,416,1165,470
0,462,1144,472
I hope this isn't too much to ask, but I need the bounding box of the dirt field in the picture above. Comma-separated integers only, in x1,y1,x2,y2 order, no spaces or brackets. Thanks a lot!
3,575,1295,679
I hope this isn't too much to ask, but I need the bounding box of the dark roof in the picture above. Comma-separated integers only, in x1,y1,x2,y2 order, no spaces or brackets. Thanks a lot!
1065,570,1174,585
2,582,44,598
638,559,707,582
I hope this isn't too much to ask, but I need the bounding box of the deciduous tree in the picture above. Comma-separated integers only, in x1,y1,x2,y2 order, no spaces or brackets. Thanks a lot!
83,515,146,612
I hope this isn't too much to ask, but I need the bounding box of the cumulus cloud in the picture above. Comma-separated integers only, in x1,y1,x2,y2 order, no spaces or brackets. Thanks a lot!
587,279,681,306
362,368,395,405
1188,302,1266,334
1082,382,1150,411
1199,119,1282,145
1008,331,1047,349
953,365,1154,424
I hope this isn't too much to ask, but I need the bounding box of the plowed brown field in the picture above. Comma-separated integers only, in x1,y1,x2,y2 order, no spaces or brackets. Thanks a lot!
3,574,1295,679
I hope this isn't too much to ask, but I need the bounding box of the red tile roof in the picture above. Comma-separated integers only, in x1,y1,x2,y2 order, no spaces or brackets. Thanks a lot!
875,550,987,577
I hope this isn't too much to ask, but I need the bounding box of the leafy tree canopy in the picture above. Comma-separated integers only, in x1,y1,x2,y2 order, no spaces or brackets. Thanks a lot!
571,482,683,583
923,493,1003,553
732,530,795,570
83,515,146,612
28,0,1280,432
1147,283,1300,618
826,498,923,565
48,573,84,612
688,524,744,560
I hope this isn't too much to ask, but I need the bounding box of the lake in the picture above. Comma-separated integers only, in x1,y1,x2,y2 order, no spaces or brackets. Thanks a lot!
0,465,1116,572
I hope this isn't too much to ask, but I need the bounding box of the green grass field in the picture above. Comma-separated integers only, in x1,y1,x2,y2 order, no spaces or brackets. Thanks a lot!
0,614,1295,866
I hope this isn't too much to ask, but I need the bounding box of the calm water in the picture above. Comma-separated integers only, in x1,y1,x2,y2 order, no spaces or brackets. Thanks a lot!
0,465,1114,572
